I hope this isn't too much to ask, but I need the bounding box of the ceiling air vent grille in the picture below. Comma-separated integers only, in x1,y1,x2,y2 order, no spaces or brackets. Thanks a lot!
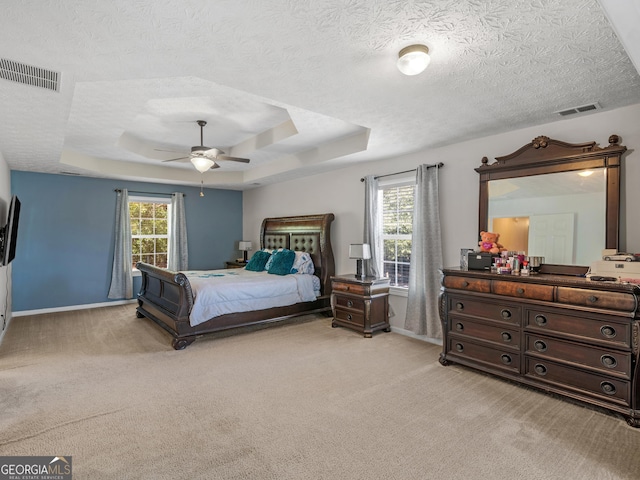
555,102,600,117
0,58,60,92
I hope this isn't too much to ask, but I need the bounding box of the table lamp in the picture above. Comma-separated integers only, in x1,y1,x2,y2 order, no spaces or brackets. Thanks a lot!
349,243,371,279
238,241,253,263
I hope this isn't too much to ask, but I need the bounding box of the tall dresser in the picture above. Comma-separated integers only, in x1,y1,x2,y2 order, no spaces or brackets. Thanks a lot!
439,268,640,426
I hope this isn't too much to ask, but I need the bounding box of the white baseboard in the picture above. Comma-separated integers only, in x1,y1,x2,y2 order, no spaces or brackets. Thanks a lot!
390,326,443,346
12,299,137,317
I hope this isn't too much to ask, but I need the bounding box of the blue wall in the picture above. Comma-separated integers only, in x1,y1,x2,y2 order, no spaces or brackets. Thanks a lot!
10,172,242,311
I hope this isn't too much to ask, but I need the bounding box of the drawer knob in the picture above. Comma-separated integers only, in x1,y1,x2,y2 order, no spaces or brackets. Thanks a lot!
534,364,547,376
600,325,617,338
462,281,469,287
601,355,618,368
516,287,524,294
534,314,547,326
455,343,464,352
601,382,617,395
347,300,353,308
501,309,512,319
534,340,547,352
347,314,352,321
501,354,512,365
455,302,464,311
455,322,464,331
501,332,512,342
588,295,598,303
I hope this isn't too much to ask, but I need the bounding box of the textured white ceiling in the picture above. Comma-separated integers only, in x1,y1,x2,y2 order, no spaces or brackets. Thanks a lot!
0,0,639,189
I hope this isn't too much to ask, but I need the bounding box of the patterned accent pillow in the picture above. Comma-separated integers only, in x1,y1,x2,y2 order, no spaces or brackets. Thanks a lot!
245,250,271,271
291,251,315,275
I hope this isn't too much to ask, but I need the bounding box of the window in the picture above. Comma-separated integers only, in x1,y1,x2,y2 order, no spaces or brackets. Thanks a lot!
381,183,415,287
129,197,171,269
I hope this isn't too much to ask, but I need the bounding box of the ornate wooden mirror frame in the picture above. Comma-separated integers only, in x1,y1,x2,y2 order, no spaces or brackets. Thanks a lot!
476,134,627,268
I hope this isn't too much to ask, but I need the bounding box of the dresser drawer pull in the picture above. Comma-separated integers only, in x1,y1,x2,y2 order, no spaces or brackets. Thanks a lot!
501,332,512,342
455,302,464,311
500,309,512,319
588,295,598,303
534,364,547,376
462,281,469,287
534,340,547,352
347,314,352,321
600,382,617,395
600,325,617,338
534,314,547,326
501,354,512,365
346,300,353,308
516,287,524,294
455,322,464,332
455,343,464,352
601,355,618,368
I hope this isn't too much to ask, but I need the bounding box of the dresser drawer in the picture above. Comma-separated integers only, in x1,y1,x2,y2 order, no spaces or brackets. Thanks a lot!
449,295,521,325
525,334,631,378
333,294,365,311
556,286,637,313
334,307,364,327
492,280,554,301
450,318,519,350
524,309,631,349
447,338,520,373
332,282,366,296
524,358,630,406
443,276,491,293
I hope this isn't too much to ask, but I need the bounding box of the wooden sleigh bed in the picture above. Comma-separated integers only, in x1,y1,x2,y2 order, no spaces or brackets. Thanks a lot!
135,213,335,349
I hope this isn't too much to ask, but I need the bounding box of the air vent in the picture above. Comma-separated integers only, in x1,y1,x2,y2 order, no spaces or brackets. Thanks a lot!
0,58,60,92
555,102,600,117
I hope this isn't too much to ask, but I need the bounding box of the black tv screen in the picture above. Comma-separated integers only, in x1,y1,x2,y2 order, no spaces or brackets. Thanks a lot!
1,195,20,266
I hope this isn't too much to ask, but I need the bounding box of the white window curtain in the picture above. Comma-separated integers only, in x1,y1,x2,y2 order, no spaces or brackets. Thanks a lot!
363,175,382,278
168,192,188,271
108,189,133,299
404,164,443,338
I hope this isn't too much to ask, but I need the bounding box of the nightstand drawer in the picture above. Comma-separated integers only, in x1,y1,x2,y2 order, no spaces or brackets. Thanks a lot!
334,307,364,327
333,295,365,311
332,282,366,295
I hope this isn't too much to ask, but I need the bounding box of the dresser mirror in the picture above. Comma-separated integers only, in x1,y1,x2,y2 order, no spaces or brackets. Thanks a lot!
476,135,626,267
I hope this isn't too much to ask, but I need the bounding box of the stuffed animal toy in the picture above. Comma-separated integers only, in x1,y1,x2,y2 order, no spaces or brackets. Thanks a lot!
478,231,506,254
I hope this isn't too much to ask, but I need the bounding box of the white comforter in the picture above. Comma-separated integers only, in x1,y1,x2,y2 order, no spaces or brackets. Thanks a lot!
181,269,319,327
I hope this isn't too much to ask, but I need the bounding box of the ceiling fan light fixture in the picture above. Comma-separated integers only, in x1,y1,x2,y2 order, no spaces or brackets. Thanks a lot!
190,156,216,173
397,44,430,76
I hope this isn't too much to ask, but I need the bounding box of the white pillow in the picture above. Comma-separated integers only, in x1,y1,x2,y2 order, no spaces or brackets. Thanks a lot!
291,251,315,275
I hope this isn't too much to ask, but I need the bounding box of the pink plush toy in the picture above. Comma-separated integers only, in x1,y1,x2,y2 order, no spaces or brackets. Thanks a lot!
479,231,506,254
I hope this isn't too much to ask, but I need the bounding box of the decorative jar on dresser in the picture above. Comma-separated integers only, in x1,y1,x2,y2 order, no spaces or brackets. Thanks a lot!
439,268,640,426
331,274,390,337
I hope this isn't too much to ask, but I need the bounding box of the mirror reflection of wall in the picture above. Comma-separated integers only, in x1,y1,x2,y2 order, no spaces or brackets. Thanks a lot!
488,169,606,265
492,217,529,253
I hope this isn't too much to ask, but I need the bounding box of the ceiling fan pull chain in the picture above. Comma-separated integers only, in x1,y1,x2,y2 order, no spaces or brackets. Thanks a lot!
200,176,205,197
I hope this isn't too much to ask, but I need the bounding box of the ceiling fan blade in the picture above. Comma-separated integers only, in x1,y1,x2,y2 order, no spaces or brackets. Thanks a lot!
162,156,189,163
217,155,250,163
154,148,187,154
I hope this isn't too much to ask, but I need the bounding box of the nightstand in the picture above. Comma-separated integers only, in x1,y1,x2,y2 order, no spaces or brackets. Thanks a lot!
331,274,390,337
225,261,247,269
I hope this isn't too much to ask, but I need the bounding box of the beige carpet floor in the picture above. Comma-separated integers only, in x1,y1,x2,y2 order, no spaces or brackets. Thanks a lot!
1,304,640,479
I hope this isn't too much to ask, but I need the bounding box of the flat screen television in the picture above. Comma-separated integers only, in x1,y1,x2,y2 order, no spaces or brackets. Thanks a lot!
0,195,21,266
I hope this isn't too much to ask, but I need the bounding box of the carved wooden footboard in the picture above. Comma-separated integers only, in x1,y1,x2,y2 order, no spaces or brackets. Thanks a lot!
136,213,335,349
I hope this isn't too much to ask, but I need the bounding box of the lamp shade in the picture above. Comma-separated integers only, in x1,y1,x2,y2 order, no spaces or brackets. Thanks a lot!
349,243,371,260
190,156,216,173
238,241,253,251
397,44,430,76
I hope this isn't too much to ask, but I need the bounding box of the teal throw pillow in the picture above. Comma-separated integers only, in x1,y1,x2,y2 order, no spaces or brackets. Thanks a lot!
267,249,296,275
245,250,271,271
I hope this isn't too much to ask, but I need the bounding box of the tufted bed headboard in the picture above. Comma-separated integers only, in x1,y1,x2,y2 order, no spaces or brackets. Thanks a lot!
260,213,335,296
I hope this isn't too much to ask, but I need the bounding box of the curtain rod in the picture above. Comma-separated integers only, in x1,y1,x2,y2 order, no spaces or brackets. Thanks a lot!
360,162,444,182
114,189,184,196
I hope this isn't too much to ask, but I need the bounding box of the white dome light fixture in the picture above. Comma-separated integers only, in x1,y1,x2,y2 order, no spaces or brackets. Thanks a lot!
190,156,216,173
397,44,430,76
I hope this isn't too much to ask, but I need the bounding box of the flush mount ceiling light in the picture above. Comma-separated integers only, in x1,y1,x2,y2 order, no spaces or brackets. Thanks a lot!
397,44,430,76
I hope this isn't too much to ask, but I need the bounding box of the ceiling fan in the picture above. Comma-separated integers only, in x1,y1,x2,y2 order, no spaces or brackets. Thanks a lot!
159,120,251,173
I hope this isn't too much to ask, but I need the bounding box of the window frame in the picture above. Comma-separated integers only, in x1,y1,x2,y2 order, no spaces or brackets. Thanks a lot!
129,195,172,271
378,175,415,290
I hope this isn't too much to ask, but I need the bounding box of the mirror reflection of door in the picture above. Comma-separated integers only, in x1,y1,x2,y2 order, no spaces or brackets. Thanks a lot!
528,213,575,264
